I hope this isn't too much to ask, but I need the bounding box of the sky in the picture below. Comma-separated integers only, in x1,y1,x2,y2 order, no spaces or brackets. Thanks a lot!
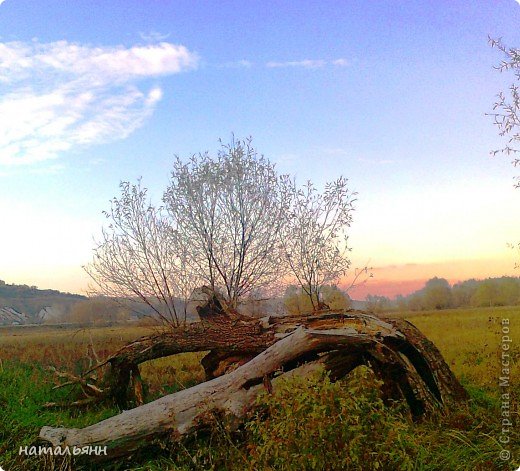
1,0,520,299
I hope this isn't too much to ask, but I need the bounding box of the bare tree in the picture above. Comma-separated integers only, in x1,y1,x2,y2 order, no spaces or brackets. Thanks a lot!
86,138,292,324
86,138,359,322
163,137,292,308
488,37,520,263
489,37,520,185
84,181,200,328
281,177,356,310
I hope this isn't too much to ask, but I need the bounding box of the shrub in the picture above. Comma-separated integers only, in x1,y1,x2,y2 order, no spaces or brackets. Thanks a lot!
245,366,414,470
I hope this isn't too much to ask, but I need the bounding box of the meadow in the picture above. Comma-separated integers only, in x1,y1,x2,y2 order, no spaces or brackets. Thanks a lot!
0,306,518,470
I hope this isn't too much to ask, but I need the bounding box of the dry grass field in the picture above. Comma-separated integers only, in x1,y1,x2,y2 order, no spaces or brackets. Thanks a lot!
0,306,518,470
391,306,520,392
0,324,206,398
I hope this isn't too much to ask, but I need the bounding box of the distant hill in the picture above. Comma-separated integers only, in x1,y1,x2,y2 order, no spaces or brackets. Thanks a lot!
0,280,85,325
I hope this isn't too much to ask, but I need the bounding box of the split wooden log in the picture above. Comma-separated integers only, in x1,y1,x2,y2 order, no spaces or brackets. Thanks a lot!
50,291,466,413
40,311,467,460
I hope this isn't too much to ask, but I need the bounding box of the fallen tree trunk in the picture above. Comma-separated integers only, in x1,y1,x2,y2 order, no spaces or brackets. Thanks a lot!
40,307,468,460
51,292,276,408
38,322,409,456
48,291,466,413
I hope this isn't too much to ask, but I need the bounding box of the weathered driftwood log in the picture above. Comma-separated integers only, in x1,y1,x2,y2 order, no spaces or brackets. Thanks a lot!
40,306,468,460
50,291,466,414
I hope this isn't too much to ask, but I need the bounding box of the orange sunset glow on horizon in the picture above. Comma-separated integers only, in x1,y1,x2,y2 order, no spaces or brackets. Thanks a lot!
346,257,518,299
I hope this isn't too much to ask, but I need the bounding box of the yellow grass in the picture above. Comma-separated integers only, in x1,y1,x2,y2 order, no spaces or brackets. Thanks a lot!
389,306,520,389
0,325,153,368
0,324,206,396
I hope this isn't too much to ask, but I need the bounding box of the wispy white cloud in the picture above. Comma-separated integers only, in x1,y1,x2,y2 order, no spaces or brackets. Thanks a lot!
139,31,171,42
266,59,326,69
332,58,349,67
266,58,349,69
219,60,253,69
0,40,198,166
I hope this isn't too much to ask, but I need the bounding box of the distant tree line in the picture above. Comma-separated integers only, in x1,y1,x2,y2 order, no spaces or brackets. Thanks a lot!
283,284,351,315
0,279,83,300
365,276,520,313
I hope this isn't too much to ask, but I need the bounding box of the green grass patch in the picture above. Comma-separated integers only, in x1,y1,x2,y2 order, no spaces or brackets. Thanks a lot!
0,360,118,470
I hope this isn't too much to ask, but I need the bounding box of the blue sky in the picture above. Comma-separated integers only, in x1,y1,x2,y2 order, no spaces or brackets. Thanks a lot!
1,0,520,296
